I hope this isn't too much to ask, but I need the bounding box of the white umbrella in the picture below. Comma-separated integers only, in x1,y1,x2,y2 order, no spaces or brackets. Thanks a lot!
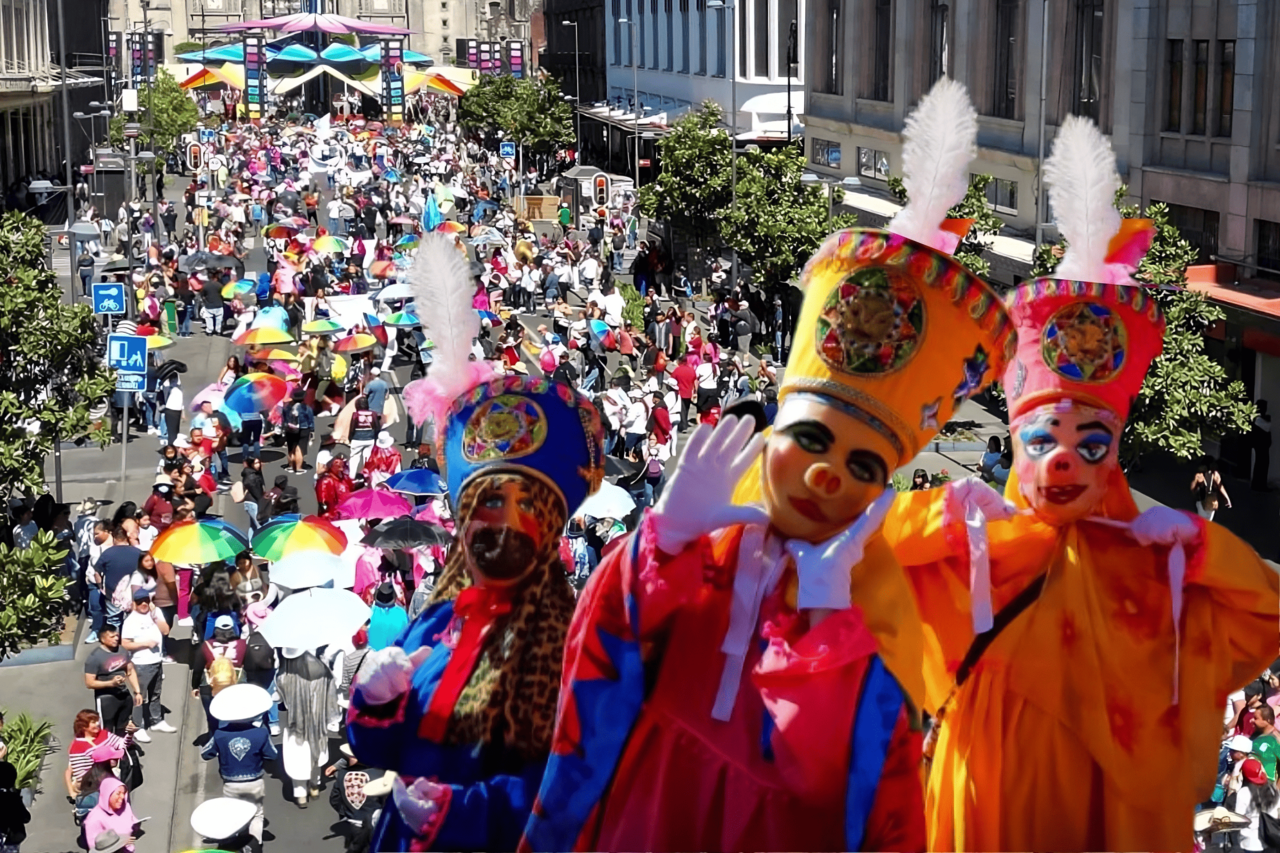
258,587,370,650
374,282,413,301
269,551,355,589
575,481,636,520
191,797,257,840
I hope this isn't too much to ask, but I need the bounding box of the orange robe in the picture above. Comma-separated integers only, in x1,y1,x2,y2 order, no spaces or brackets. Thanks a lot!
883,469,1279,852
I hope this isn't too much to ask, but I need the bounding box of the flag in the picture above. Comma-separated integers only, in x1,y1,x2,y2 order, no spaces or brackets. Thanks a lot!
422,193,443,233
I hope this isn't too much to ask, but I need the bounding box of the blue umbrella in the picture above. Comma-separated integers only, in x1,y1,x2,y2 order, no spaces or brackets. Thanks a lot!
386,468,445,496
251,305,290,332
422,193,442,233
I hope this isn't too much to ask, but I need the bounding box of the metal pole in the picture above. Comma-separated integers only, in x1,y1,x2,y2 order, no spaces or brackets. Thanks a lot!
57,0,75,248
573,22,581,151
786,19,794,143
1034,0,1049,249
632,22,639,187
120,393,128,493
144,1,158,223
54,429,63,502
729,0,737,290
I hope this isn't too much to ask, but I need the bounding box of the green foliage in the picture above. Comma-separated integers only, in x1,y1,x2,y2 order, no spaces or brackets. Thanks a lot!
458,74,574,153
108,67,201,152
0,709,55,790
0,211,113,503
0,531,71,661
887,174,1004,280
619,282,645,329
636,101,733,249
1031,196,1254,465
173,41,204,55
719,142,857,290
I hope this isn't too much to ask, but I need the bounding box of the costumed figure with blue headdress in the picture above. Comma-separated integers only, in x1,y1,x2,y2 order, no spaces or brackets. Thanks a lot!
346,233,605,852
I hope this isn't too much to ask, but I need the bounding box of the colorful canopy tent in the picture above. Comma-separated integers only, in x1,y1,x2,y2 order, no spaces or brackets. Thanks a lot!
221,12,410,35
358,43,433,66
403,68,471,97
178,43,255,63
180,62,246,90
272,64,381,99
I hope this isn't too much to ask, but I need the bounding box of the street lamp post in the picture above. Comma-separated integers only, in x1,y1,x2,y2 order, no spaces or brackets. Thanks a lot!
802,172,862,226
708,0,737,289
617,17,640,187
562,20,581,151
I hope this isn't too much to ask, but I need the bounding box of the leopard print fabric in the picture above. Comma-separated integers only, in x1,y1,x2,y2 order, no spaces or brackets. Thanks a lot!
427,472,575,761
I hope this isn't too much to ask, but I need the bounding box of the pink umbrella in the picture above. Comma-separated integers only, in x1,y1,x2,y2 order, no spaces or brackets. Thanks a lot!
338,489,414,521
222,12,410,34
271,360,302,380
189,382,227,411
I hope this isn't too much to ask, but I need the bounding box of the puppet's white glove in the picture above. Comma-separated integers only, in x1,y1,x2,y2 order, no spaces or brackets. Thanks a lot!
651,415,769,555
353,647,428,706
944,476,1019,526
786,491,896,610
392,776,447,834
1128,505,1201,548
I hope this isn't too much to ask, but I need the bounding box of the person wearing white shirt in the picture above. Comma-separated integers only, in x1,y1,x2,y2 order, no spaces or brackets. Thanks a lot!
695,360,718,414
121,590,173,741
163,377,184,445
602,286,626,329
1233,757,1280,851
622,391,650,454
602,382,630,454
580,254,601,293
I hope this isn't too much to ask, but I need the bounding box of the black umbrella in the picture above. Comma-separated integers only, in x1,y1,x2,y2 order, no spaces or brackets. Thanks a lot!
101,257,131,274
154,360,188,384
361,515,451,549
605,456,642,479
179,251,237,273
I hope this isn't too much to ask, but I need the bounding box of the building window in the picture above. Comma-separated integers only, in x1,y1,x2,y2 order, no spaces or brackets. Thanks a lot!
779,0,798,80
814,0,842,95
713,3,726,76
680,0,689,72
929,0,949,84
859,146,890,180
1218,40,1235,138
978,175,1018,215
738,0,748,77
1257,219,1280,282
696,0,707,74
652,0,660,68
1191,39,1208,134
754,0,770,78
613,0,622,65
813,139,842,168
992,0,1019,119
1074,0,1104,121
1161,202,1219,264
871,0,892,102
1165,39,1182,132
638,0,646,68
665,0,674,70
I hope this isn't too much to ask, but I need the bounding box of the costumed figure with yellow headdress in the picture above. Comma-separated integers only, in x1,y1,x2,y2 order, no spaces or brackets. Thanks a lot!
521,79,1013,853
883,116,1280,851
345,234,606,851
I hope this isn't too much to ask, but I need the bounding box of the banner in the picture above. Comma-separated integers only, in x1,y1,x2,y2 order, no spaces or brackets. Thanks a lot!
243,35,265,123
464,39,479,69
107,32,122,90
478,41,500,75
506,40,524,79
381,37,405,127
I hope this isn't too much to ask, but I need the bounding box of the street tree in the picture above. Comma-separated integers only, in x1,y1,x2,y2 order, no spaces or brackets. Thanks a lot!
108,67,201,152
718,142,856,290
0,532,71,660
636,101,734,252
887,174,1005,280
458,73,574,153
0,210,113,507
1032,198,1254,465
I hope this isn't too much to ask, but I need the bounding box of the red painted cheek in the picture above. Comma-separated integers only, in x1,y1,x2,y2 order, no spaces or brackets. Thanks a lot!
514,511,540,540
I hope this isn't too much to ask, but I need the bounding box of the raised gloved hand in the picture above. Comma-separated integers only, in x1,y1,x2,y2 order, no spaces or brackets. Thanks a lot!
392,775,448,835
1128,505,1200,548
945,477,1020,635
944,476,1020,526
652,415,770,555
353,646,430,706
786,491,896,611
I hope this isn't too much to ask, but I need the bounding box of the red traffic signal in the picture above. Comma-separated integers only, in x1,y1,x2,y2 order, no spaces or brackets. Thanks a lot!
593,174,610,206
186,142,203,173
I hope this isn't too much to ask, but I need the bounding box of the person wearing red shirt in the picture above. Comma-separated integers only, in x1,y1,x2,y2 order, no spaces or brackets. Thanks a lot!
648,393,673,447
316,454,354,519
141,477,176,533
671,353,697,432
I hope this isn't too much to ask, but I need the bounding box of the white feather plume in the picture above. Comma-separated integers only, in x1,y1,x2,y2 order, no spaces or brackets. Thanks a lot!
1045,115,1121,281
886,77,978,252
402,234,493,427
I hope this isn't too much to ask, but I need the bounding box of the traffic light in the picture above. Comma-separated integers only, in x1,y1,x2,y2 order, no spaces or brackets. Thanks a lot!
186,141,203,173
593,174,610,207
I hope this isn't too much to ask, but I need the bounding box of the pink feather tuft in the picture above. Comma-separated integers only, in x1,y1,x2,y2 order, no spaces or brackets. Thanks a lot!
403,360,495,431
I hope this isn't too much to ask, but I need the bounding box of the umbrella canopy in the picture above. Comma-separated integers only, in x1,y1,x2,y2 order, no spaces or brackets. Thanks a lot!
246,347,298,363
385,468,445,496
144,334,174,351
268,551,354,589
179,251,237,272
251,305,291,332
151,519,250,564
434,220,467,234
234,326,295,346
359,43,433,65
374,282,413,301
302,318,345,335
256,586,371,650
312,235,347,254
576,480,637,520
101,257,131,273
422,193,442,233
252,514,348,561
394,234,420,251
222,372,289,415
223,12,410,34
221,280,256,299
333,333,378,353
209,683,273,722
262,222,303,239
338,489,414,521
369,260,397,279
383,311,420,328
361,515,451,549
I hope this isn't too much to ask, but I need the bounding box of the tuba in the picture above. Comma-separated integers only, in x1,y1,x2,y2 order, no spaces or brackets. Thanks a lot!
515,239,535,265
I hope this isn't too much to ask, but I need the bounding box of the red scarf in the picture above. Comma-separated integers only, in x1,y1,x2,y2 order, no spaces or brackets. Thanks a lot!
417,584,514,742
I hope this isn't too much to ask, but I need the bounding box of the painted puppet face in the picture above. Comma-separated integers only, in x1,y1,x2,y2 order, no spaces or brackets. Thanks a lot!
463,476,542,587
1013,403,1118,525
762,397,894,543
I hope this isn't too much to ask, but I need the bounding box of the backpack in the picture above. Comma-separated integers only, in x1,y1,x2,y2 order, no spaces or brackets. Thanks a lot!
207,653,238,696
1261,810,1280,849
285,402,303,432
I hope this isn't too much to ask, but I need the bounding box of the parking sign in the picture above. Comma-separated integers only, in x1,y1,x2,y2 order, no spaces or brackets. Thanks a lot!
115,374,145,392
107,334,148,374
499,141,516,158
92,283,127,315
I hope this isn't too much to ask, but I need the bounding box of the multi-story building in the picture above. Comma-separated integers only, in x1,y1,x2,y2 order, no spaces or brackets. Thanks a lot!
802,0,1280,480
541,0,607,109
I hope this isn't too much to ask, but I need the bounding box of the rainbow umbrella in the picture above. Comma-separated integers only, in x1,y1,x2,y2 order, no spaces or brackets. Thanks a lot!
271,360,302,380
333,333,378,353
337,489,414,521
145,334,174,351
435,220,467,234
234,326,295,346
262,222,303,239
312,235,347,253
221,280,256,299
384,311,420,328
363,313,389,347
302,318,345,335
247,348,299,363
394,234,420,251
477,310,500,325
369,260,396,279
222,372,289,415
252,514,348,561
151,519,250,564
